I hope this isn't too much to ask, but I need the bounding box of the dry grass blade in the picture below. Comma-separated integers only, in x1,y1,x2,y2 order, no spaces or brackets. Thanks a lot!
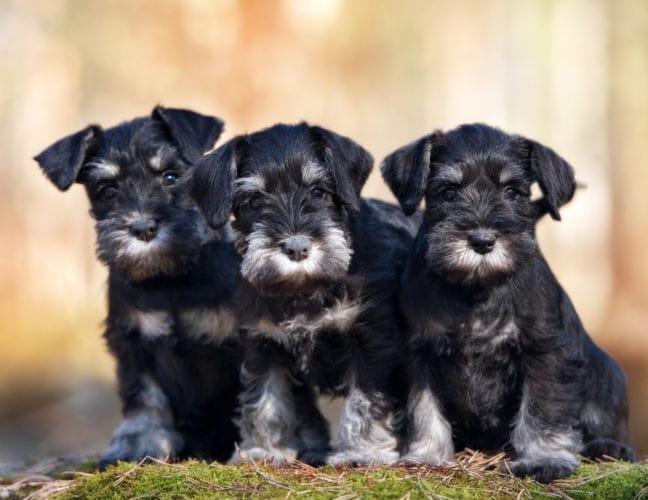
334,493,358,500
635,484,648,499
23,479,75,500
113,458,147,486
554,461,636,489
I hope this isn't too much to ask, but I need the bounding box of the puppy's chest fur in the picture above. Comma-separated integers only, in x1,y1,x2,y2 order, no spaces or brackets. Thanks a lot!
244,291,364,390
414,300,523,434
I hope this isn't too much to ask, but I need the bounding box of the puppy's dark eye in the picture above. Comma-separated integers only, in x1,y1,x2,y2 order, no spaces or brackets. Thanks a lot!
96,184,118,200
162,171,179,185
442,186,458,201
504,186,518,200
310,187,327,200
248,195,262,210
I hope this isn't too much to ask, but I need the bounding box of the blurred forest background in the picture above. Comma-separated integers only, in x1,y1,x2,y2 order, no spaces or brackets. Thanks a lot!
0,0,646,463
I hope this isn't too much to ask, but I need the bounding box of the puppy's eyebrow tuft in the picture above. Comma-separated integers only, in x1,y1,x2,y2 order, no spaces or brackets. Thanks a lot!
85,160,120,179
433,163,463,184
301,160,328,185
498,165,528,186
233,174,266,196
148,146,176,171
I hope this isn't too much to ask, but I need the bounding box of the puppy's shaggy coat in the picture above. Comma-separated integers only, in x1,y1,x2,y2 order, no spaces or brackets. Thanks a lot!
193,123,419,465
381,123,634,482
35,107,241,466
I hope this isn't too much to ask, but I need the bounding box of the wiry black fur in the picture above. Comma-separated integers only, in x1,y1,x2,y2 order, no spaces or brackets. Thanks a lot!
34,106,241,466
381,123,634,482
193,123,420,465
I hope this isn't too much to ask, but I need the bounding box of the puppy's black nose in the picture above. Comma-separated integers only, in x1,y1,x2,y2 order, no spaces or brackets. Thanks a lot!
129,219,158,242
468,231,496,254
280,236,312,262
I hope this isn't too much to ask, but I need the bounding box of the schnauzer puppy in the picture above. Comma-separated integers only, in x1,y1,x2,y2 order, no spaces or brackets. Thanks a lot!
381,123,635,482
192,123,419,465
34,106,242,466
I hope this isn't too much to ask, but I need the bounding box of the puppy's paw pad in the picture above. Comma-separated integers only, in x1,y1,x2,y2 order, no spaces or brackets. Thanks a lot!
505,458,578,483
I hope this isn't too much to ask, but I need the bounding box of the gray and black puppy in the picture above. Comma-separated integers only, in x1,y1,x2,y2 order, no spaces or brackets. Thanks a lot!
380,123,635,482
193,123,419,465
34,106,241,467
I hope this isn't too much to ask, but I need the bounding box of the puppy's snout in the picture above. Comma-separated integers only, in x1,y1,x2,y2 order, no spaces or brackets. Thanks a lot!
468,231,496,254
280,235,312,262
129,218,158,242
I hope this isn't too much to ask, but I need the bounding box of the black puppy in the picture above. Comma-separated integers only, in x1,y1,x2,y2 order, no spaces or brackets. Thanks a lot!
193,123,419,465
34,106,241,466
381,123,634,482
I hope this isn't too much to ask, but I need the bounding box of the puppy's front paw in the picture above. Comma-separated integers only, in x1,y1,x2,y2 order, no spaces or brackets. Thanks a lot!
328,449,400,466
400,438,455,466
399,452,454,466
99,424,183,469
505,456,579,483
228,446,297,466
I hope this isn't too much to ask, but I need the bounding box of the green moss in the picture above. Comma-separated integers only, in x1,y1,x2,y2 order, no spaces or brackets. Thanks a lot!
564,462,648,500
28,459,644,499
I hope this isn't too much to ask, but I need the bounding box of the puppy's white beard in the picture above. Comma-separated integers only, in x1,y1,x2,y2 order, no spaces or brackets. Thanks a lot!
243,247,323,284
445,239,513,277
113,227,171,259
240,226,352,286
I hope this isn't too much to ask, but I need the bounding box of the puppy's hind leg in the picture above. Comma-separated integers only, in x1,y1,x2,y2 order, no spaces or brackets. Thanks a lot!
579,346,636,462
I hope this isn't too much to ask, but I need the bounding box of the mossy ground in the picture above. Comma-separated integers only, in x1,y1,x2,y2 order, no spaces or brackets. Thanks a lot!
3,452,646,499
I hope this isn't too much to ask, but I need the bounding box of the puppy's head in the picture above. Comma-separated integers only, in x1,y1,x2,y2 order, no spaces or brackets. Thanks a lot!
381,123,576,285
35,106,224,281
193,123,373,296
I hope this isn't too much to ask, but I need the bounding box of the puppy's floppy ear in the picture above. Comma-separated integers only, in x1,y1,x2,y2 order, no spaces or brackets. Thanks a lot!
152,105,224,162
34,125,102,191
512,137,576,221
380,131,443,216
309,126,373,213
192,139,238,228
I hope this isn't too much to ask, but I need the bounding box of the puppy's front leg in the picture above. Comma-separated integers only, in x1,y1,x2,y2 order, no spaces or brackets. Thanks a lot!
100,339,183,468
231,363,302,465
401,383,454,465
508,357,583,483
328,382,402,465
